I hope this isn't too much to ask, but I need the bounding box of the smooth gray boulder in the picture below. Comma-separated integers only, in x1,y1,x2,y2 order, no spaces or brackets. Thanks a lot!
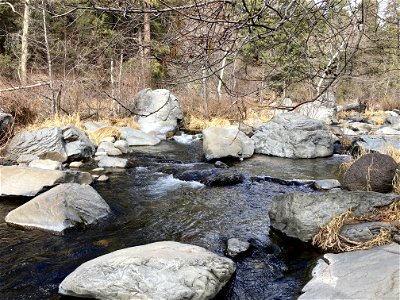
28,159,62,170
97,156,128,168
132,89,183,136
4,127,67,162
98,141,122,156
203,126,254,160
113,140,129,153
252,113,333,158
299,243,400,300
5,183,110,233
59,241,235,300
269,191,399,242
119,127,161,146
0,166,92,197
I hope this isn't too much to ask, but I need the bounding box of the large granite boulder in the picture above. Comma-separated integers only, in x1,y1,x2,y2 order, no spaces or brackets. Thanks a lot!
4,127,67,162
133,89,183,137
0,111,13,143
3,126,95,162
299,243,400,299
252,113,334,158
269,191,399,242
5,183,110,233
203,126,254,161
343,153,397,193
297,91,337,124
0,166,92,197
59,241,235,300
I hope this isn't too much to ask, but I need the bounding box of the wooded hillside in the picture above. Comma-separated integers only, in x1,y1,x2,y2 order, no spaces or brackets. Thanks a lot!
0,0,399,124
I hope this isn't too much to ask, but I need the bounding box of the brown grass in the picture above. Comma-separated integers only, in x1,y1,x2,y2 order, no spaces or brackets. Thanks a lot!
362,110,387,125
25,113,85,132
312,201,399,253
88,126,121,145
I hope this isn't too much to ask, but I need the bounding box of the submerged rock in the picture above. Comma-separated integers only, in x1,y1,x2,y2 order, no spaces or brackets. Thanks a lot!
299,243,400,300
203,126,254,161
0,166,92,197
226,238,251,257
177,169,244,186
312,179,341,190
269,191,399,242
5,183,110,233
343,153,397,193
252,112,333,158
59,241,235,300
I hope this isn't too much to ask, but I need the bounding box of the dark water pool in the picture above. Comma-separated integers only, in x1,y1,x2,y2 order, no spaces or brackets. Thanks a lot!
0,141,344,300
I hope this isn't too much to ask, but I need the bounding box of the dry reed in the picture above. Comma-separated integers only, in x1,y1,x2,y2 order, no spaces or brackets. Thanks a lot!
312,201,399,253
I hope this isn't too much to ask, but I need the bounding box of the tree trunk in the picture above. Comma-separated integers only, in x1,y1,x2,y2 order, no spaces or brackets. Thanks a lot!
143,0,151,86
20,0,31,85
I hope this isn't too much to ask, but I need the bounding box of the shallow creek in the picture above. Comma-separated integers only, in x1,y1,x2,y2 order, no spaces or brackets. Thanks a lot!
0,140,347,299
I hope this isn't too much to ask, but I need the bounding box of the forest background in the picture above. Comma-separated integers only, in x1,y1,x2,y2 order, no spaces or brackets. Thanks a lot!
0,0,399,128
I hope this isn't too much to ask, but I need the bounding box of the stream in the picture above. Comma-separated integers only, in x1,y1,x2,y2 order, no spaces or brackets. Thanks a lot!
0,140,347,299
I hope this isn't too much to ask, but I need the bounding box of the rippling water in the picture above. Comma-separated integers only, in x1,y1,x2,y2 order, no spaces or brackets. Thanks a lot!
0,141,347,299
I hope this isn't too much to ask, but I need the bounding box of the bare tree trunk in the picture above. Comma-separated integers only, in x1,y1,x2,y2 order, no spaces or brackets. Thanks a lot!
117,52,124,114
111,58,116,115
143,0,151,86
217,50,228,100
20,0,31,85
202,67,209,117
42,0,57,113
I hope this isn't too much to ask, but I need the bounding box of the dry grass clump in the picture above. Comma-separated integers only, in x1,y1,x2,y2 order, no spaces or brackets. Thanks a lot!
362,110,387,125
25,113,85,132
184,115,232,131
88,126,121,145
106,117,139,129
312,201,399,253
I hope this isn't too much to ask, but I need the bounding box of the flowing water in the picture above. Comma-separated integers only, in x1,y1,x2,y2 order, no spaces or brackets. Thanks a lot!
0,140,347,300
